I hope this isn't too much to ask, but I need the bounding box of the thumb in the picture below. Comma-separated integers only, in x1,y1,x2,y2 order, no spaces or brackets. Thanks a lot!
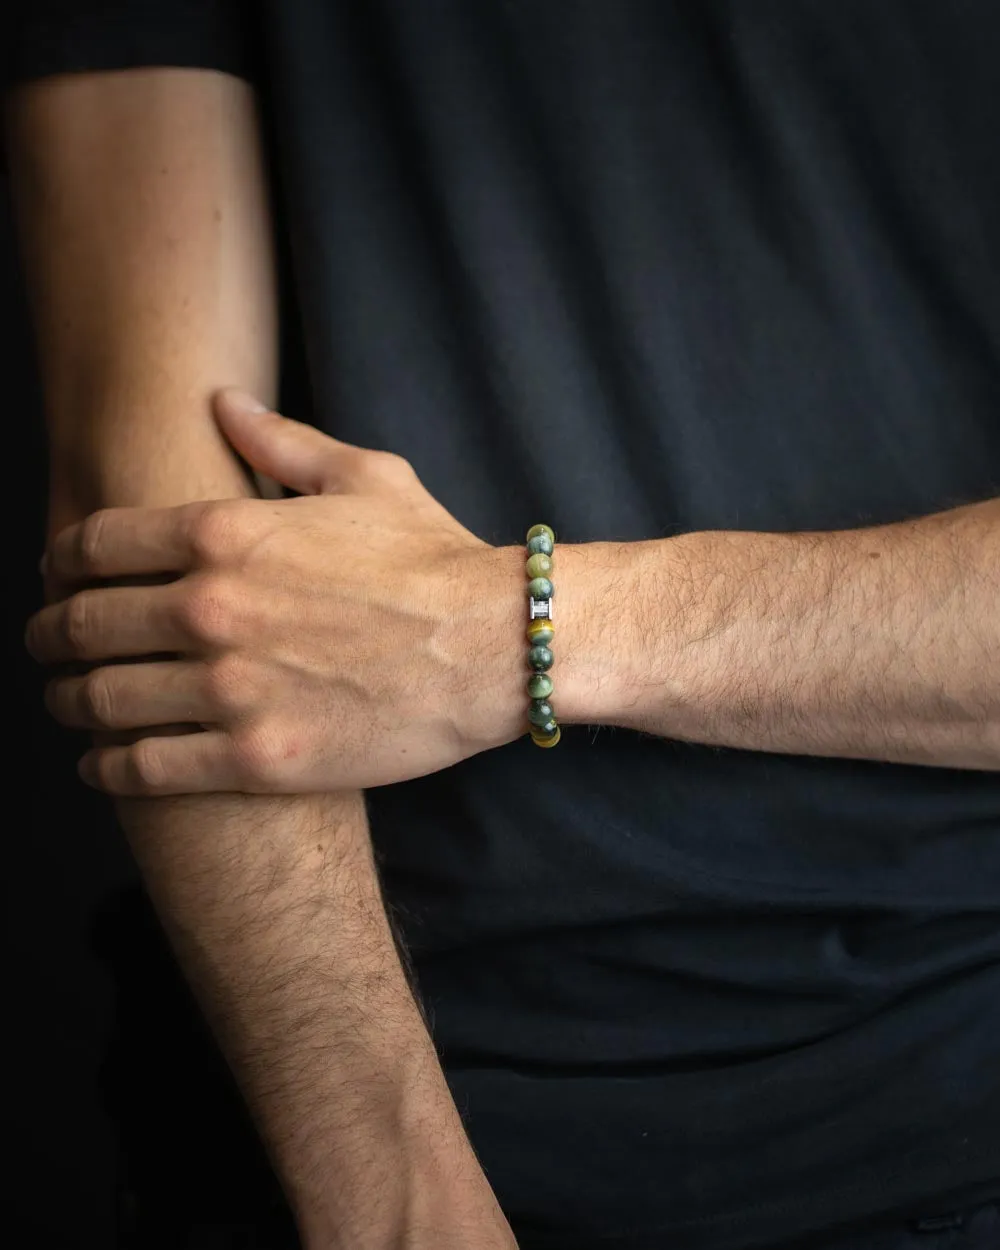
213,388,358,495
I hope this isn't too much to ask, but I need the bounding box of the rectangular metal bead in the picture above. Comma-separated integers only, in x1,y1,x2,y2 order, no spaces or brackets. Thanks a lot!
529,598,553,620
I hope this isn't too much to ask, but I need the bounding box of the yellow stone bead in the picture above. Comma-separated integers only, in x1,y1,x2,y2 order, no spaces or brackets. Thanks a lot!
526,523,556,545
527,619,554,646
530,725,561,748
525,552,553,579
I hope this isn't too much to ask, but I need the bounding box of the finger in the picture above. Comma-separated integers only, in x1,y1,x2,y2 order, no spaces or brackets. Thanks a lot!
213,387,365,495
26,584,188,664
48,505,198,585
78,730,243,796
45,661,215,731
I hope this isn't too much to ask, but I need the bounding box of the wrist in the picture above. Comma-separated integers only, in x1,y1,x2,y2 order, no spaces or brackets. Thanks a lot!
296,1069,515,1250
302,1173,515,1250
451,544,529,753
458,537,661,747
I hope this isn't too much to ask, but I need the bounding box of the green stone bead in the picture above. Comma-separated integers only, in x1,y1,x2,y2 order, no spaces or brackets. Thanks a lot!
525,552,553,580
527,576,554,600
527,673,553,700
526,533,554,558
526,620,554,646
533,717,559,738
527,699,555,726
526,524,556,545
528,645,554,671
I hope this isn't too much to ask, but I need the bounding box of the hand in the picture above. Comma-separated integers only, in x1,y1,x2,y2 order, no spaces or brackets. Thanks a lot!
28,389,526,795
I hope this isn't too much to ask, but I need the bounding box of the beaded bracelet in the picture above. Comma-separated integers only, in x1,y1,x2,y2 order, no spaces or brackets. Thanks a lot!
525,524,560,748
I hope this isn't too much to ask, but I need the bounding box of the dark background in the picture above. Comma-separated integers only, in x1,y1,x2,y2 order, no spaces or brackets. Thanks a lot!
3,171,288,1249
3,167,124,1244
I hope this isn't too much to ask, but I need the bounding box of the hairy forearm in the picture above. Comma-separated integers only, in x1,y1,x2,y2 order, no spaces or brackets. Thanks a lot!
9,69,509,1245
133,787,509,1248
558,498,1000,769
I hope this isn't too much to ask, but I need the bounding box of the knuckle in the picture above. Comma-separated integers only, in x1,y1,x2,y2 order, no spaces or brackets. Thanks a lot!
82,669,116,726
178,576,236,644
231,721,288,787
369,449,416,485
78,510,110,572
204,654,251,713
189,501,245,564
129,739,167,793
64,593,94,654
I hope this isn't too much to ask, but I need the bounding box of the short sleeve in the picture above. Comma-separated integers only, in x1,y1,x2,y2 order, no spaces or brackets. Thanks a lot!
3,0,259,91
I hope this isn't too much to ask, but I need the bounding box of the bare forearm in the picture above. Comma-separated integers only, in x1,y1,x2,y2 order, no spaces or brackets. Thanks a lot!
559,498,1000,769
134,788,509,1249
7,70,272,511
9,69,510,1244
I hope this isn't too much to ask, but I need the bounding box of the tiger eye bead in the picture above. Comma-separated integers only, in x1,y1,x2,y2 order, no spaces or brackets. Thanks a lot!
530,725,562,748
526,524,556,545
529,645,554,671
527,673,554,700
527,620,554,646
527,533,554,558
525,553,553,580
527,576,554,600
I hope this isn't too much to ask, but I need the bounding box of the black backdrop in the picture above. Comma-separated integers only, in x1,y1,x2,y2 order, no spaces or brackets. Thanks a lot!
4,168,124,1245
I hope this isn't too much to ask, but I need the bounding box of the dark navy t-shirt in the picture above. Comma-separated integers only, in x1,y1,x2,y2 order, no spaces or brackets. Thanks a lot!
8,3,1000,1246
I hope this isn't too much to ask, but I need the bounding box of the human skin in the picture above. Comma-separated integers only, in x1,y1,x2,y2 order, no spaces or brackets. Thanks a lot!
30,386,1000,792
9,68,515,1249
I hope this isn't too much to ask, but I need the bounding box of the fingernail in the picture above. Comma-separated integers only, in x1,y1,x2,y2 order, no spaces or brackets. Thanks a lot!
223,388,270,414
77,753,99,789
